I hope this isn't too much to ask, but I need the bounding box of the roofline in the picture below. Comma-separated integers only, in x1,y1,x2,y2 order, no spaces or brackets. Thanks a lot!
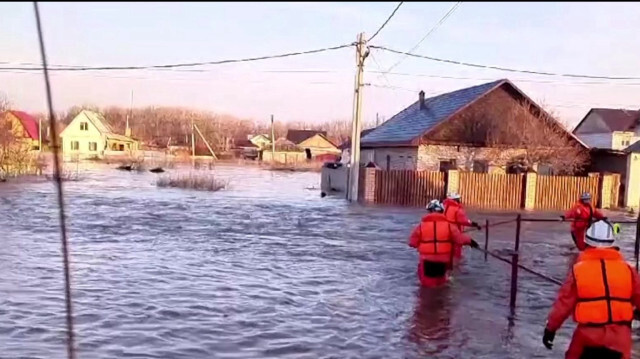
411,79,509,145
417,79,589,150
572,109,595,135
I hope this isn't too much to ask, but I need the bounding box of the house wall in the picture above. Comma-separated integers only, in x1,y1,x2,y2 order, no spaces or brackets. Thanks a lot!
361,145,528,173
60,116,106,158
298,135,340,155
612,131,640,150
626,153,640,210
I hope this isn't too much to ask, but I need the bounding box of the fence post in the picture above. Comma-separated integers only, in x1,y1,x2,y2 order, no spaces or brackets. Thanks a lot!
446,169,459,197
509,214,522,309
484,219,489,262
635,212,640,272
524,172,537,210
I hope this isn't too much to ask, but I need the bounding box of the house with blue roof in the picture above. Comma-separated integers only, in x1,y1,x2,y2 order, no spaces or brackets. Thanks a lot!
359,79,587,174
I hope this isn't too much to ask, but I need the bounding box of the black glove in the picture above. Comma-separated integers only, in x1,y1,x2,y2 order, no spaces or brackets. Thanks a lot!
471,221,481,230
542,328,555,350
634,309,640,321
560,215,565,221
469,239,479,249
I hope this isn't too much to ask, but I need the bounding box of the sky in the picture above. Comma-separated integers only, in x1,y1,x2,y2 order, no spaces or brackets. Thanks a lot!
1,2,639,128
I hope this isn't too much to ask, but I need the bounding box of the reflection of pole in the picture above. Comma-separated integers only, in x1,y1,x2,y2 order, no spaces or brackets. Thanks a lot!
347,32,366,202
270,114,275,163
191,119,195,167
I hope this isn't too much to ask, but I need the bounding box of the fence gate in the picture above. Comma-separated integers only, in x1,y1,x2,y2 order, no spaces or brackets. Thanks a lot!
535,175,600,210
375,170,445,207
459,173,524,209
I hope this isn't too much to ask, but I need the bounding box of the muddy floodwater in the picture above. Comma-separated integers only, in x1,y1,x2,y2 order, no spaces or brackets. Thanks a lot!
1,164,639,358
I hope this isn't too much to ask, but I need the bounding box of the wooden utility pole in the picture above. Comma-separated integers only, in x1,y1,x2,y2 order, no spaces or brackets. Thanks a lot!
38,116,42,152
347,32,367,202
191,119,196,167
270,114,275,163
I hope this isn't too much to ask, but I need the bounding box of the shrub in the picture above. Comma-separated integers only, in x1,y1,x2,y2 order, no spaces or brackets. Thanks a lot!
156,172,227,192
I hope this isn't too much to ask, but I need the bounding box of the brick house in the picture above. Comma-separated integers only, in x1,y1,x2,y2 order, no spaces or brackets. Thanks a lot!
360,79,587,174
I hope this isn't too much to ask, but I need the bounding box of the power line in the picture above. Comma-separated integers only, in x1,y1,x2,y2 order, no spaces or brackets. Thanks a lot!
371,45,640,81
367,2,404,42
0,43,354,71
386,2,461,73
365,70,640,86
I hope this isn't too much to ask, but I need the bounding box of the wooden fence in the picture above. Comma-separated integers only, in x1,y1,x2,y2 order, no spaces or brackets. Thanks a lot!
374,170,445,207
362,169,619,210
459,172,524,209
535,175,600,211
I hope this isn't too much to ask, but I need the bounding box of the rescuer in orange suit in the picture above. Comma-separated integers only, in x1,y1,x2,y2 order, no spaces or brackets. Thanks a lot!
543,221,640,359
408,200,479,287
442,193,481,262
562,192,607,251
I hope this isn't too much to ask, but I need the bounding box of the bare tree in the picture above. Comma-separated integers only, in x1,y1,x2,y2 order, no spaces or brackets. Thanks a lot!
430,93,588,174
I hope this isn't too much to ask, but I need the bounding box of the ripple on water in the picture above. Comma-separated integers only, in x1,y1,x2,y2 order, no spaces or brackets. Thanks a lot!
2,165,640,359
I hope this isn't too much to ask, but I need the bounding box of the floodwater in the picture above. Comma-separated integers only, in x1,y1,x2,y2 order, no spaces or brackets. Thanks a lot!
1,164,639,359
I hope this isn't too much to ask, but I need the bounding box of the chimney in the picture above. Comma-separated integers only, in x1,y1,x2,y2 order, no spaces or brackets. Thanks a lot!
419,90,425,110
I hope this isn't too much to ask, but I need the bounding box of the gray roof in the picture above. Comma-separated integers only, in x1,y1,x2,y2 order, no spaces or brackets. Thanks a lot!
361,79,505,146
625,140,640,153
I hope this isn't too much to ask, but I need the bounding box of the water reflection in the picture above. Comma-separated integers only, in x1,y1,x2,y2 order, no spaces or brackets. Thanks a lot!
407,286,453,357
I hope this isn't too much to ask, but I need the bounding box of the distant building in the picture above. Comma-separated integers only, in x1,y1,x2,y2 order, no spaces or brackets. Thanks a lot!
59,110,139,159
1,110,42,151
339,128,376,164
286,129,340,158
249,134,271,149
574,108,640,209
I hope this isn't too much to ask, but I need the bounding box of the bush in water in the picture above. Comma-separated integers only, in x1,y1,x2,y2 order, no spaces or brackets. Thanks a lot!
156,173,227,192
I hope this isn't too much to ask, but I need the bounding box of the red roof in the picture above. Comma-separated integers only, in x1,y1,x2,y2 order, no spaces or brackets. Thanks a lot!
8,111,39,140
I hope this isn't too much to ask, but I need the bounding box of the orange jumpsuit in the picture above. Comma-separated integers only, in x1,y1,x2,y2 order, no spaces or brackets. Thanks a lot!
546,248,640,359
564,202,605,250
443,199,473,261
408,212,472,287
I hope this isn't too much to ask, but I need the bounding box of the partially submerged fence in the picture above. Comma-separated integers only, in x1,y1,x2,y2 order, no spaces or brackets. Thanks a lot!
470,215,640,311
459,173,523,210
374,170,445,207
535,175,600,210
358,168,620,211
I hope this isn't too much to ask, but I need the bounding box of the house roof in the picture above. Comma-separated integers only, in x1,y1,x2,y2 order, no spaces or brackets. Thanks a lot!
286,129,327,144
60,110,135,142
339,128,376,150
7,111,39,140
361,79,587,149
574,108,640,134
361,80,505,146
234,138,259,148
625,140,640,153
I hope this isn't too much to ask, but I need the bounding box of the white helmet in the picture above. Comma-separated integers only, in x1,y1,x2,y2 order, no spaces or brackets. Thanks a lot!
580,192,592,202
448,192,461,201
585,221,616,248
426,199,444,213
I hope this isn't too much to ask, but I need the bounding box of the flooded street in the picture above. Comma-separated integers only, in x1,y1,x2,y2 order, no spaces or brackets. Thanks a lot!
1,164,639,358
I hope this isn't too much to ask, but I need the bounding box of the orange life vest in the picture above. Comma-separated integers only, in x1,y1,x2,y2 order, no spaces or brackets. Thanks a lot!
418,213,454,256
443,200,463,230
573,248,634,326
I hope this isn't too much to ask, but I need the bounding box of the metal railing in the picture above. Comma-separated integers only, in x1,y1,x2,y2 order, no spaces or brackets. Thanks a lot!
465,214,640,310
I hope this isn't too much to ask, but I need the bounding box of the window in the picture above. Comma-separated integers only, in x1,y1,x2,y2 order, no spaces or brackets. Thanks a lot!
472,160,488,173
71,141,79,151
439,159,457,172
89,142,97,151
80,122,88,131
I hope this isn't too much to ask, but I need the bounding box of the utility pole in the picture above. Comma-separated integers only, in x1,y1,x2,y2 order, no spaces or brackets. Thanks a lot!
125,90,133,137
270,114,275,163
347,32,367,202
191,118,196,167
